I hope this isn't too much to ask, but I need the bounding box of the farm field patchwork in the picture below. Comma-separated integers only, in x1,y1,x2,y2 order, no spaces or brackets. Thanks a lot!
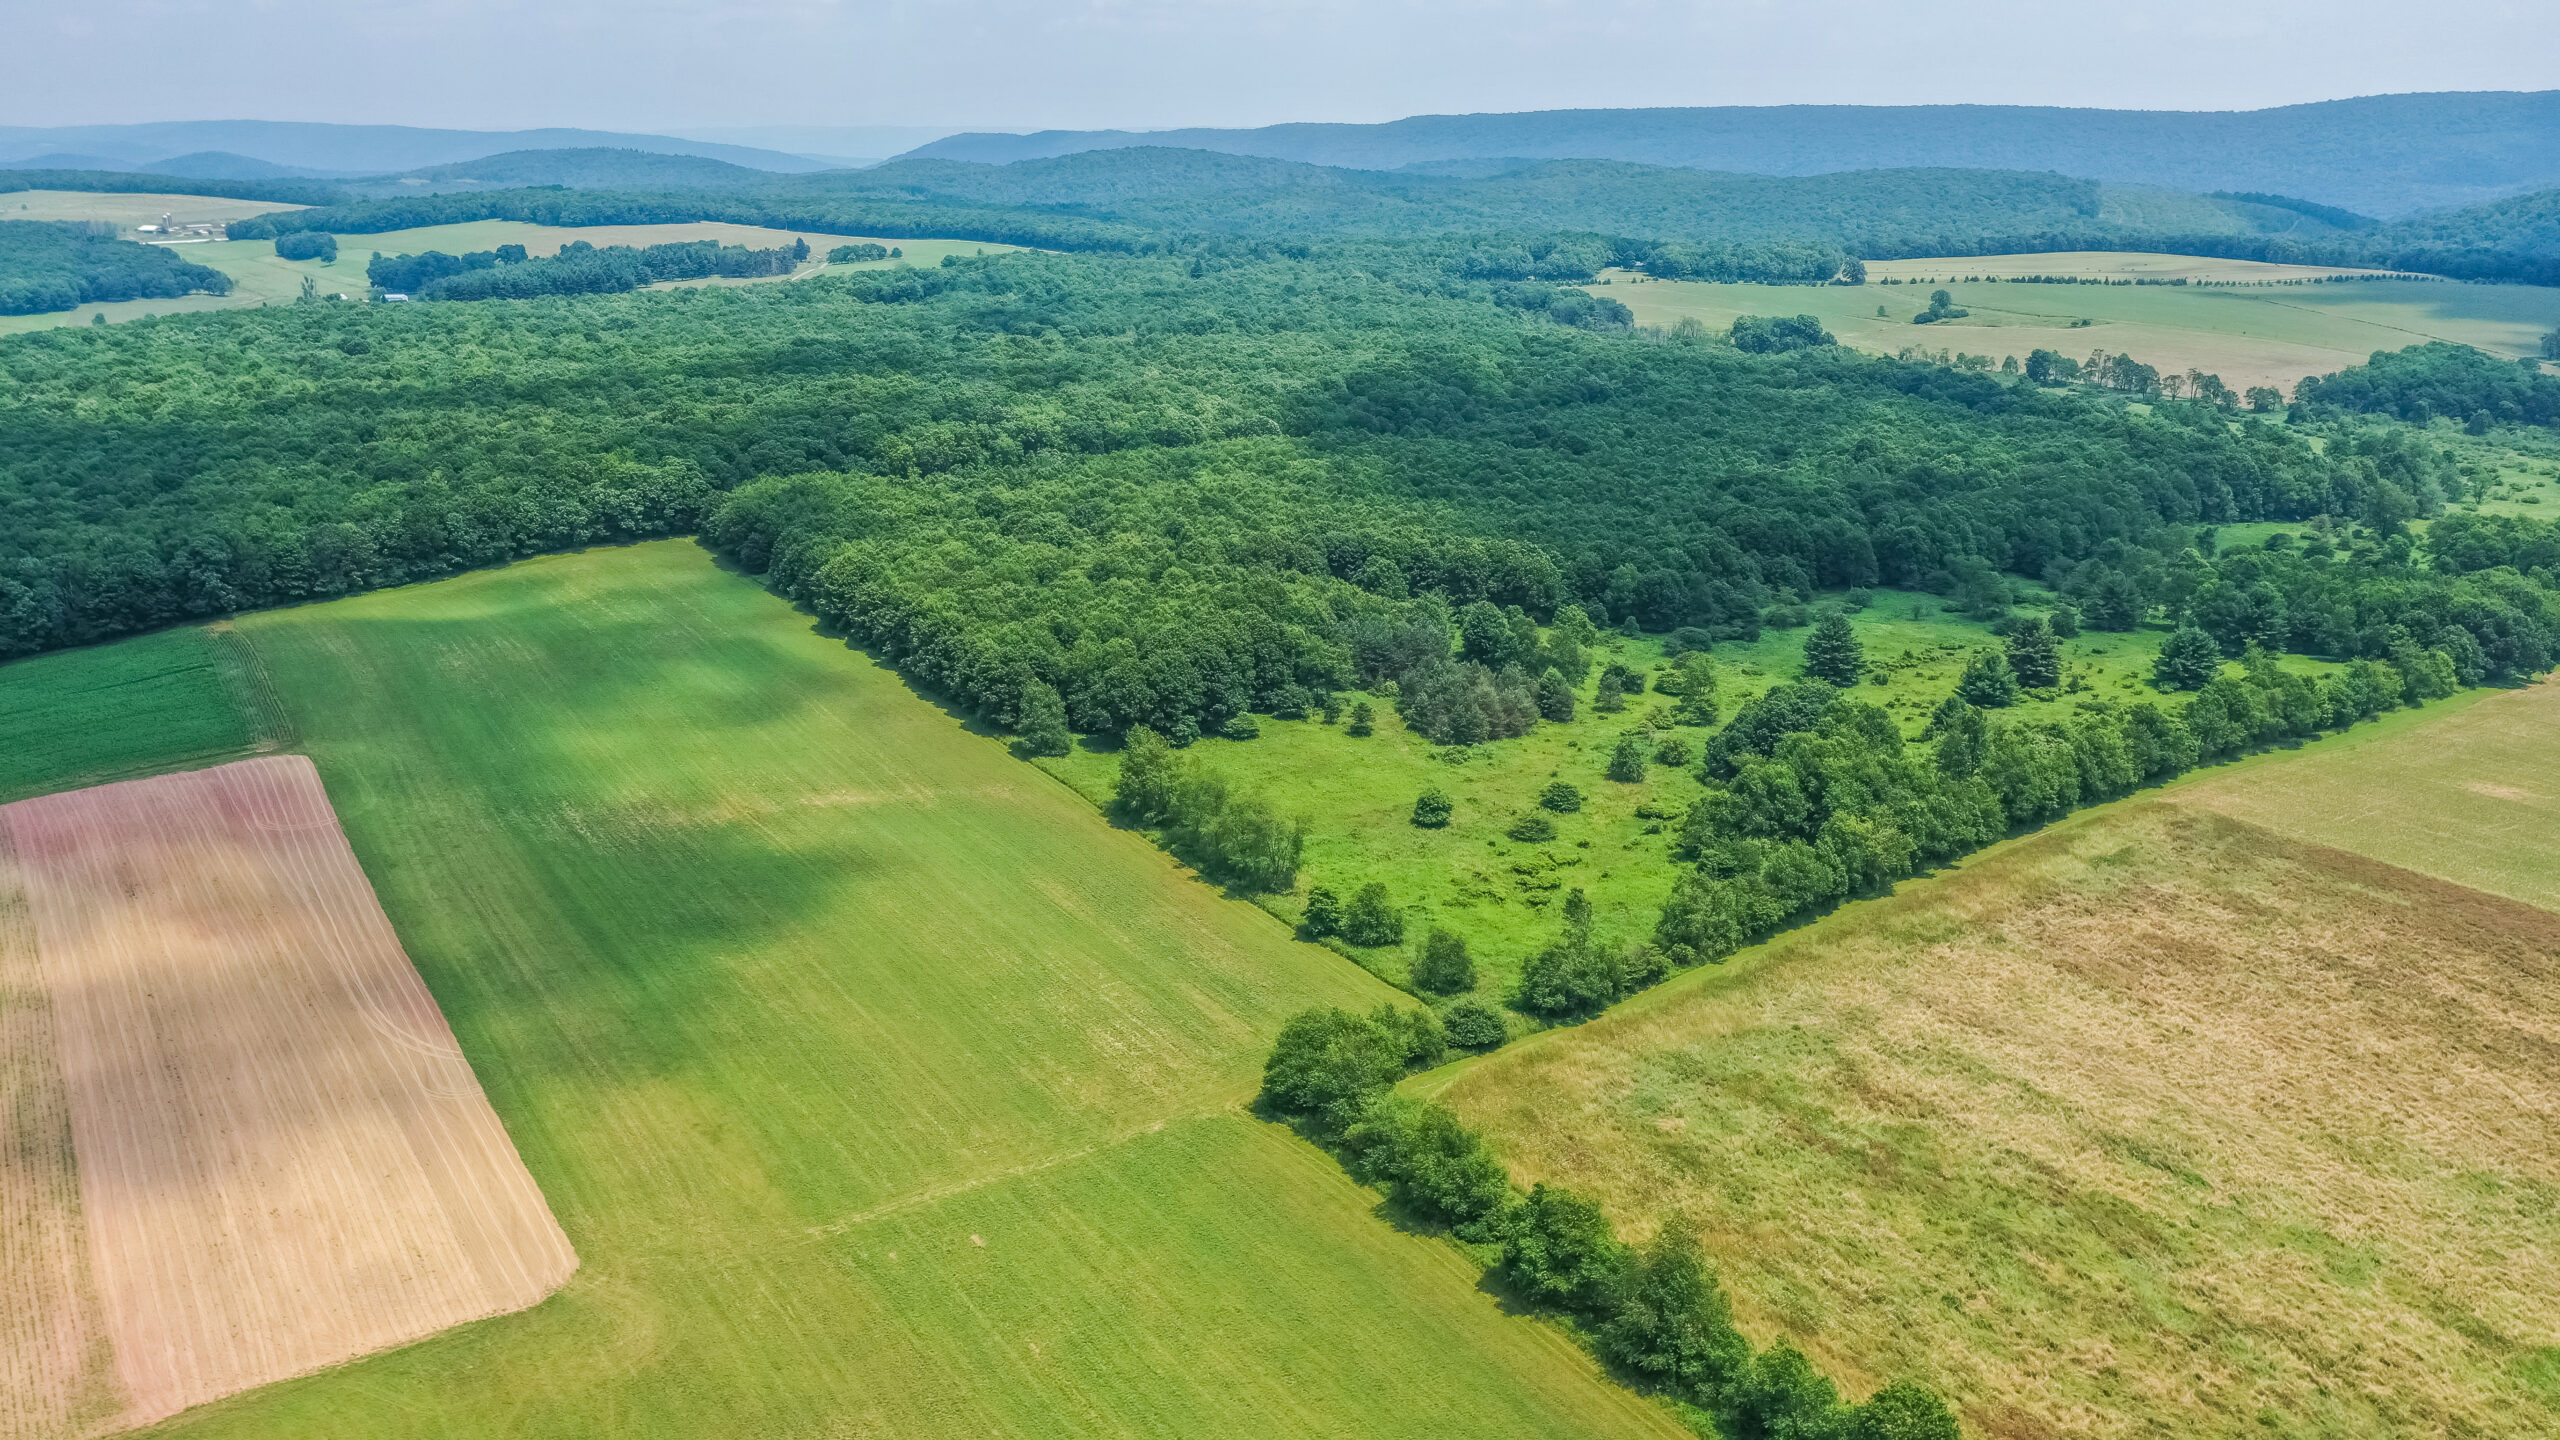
1426,688,2560,1439
0,756,574,1438
0,195,1020,330
1600,254,2560,392
31,540,1680,1439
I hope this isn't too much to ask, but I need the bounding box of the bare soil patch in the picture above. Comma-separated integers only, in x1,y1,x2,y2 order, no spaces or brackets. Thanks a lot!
0,757,572,1434
1440,802,2560,1438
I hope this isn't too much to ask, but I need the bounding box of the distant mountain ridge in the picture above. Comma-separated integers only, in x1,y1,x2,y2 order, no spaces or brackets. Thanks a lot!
0,121,828,177
903,92,2560,218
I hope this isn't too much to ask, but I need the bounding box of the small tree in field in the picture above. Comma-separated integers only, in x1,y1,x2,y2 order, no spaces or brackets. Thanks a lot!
1411,787,1452,828
1015,681,1074,756
1346,700,1376,737
1341,882,1405,947
1112,726,1179,821
1412,927,1476,994
1954,649,2018,707
1301,885,1342,938
1802,612,1863,686
2153,624,2224,690
1607,732,1648,781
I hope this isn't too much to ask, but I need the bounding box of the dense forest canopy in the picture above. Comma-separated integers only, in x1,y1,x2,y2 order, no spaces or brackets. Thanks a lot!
5,247,2548,725
0,219,233,315
2294,341,2560,428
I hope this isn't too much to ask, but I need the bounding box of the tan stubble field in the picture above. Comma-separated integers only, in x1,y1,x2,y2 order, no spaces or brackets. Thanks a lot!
0,756,572,1438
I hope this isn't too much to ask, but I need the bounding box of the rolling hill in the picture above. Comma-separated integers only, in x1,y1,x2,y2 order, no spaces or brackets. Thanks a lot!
905,91,2560,218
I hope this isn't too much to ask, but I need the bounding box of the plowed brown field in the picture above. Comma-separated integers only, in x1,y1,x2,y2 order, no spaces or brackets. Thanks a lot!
0,757,572,1437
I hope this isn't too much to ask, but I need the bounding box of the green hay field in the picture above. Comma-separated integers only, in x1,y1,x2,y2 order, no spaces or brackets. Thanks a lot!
13,541,1678,1439
1601,253,2560,394
0,625,281,803
2180,675,2560,909
1426,692,2560,1438
1038,588,2306,1004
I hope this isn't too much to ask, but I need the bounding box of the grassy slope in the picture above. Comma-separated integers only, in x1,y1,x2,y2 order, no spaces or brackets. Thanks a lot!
74,540,1679,1440
1038,588,2293,1003
1601,261,2560,394
1423,680,2560,1439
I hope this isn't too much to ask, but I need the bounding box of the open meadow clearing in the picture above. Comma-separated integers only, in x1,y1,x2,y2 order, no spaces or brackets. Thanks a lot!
1426,686,2560,1439
1038,588,2293,1004
1602,255,2560,393
0,756,575,1438
0,540,1680,1439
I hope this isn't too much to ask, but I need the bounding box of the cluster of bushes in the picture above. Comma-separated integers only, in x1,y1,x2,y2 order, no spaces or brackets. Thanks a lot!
1728,313,1835,354
273,230,338,262
369,237,810,300
1109,725,1304,891
0,220,232,315
1260,1005,1958,1439
826,242,898,263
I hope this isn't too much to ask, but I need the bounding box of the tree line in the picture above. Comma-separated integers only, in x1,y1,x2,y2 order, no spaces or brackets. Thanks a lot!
1258,1003,1959,1439
368,237,810,299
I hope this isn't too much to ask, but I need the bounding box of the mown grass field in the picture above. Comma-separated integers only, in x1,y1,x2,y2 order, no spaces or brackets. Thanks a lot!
1039,587,2302,1004
1423,678,2560,1439
4,540,1678,1439
0,194,1020,332
2180,675,2560,909
1600,253,2560,393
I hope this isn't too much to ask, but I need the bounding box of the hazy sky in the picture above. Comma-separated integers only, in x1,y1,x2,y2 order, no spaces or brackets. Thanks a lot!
17,0,2556,133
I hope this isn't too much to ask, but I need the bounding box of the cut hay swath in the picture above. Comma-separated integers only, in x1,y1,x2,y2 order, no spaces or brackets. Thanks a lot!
0,756,572,1438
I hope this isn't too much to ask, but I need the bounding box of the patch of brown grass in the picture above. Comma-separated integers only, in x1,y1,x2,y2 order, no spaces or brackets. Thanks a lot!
1440,802,2560,1438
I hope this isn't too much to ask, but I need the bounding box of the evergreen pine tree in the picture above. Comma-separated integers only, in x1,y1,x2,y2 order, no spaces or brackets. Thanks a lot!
2006,616,2060,689
2153,625,2225,690
1802,612,1864,686
1346,700,1375,737
1608,732,1648,781
1535,667,1576,722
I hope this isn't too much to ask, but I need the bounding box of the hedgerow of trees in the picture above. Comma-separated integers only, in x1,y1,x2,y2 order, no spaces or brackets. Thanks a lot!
1260,1004,1961,1439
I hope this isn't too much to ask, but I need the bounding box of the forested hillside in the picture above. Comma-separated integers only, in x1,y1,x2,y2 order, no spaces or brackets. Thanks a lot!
211,148,2560,285
0,220,233,314
906,91,2560,217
